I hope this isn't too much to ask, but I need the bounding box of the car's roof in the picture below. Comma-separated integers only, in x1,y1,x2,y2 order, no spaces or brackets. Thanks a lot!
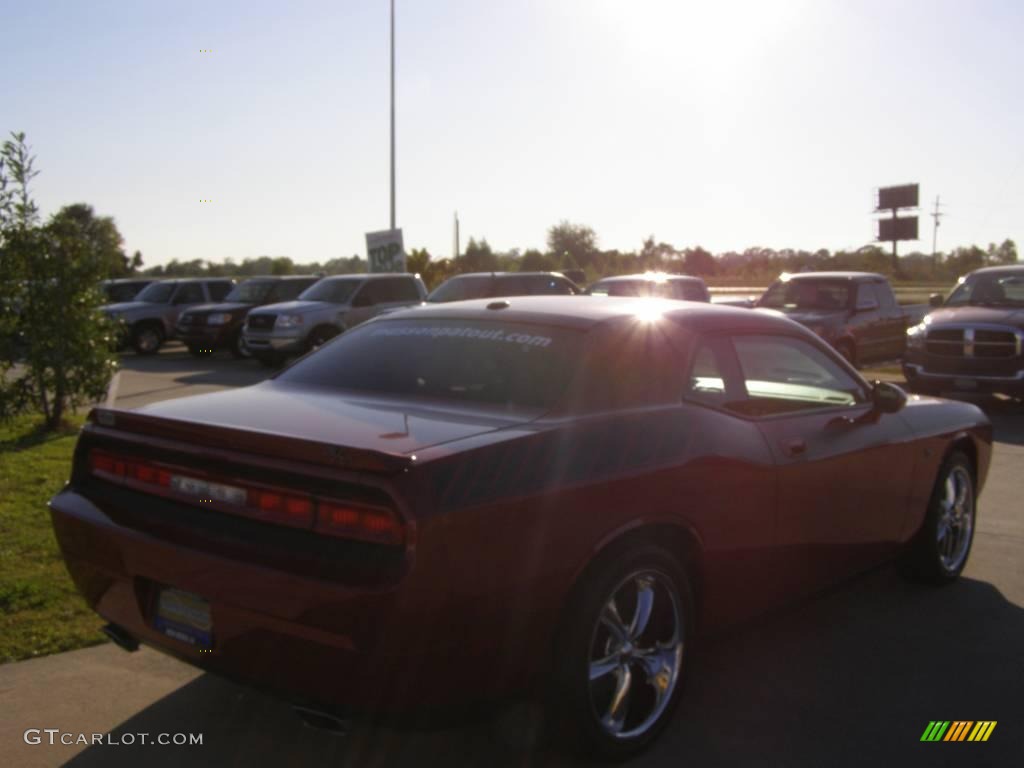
967,265,1024,276
379,295,802,333
239,274,320,281
156,277,233,283
446,271,568,279
319,273,415,281
593,273,704,283
780,271,885,281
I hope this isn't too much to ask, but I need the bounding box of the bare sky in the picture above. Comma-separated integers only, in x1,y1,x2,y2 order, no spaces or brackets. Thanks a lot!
4,0,1022,266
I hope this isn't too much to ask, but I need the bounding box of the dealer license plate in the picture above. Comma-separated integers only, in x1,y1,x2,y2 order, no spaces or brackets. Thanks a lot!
154,588,213,649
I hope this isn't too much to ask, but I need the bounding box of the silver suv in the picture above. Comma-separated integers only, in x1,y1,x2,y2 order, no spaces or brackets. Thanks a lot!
103,278,235,354
243,273,427,366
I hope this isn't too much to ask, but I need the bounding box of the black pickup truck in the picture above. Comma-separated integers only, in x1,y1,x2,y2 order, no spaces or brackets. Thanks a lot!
754,271,917,367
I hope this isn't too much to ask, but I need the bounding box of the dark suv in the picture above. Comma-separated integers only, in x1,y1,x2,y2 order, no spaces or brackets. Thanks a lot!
904,265,1024,397
103,278,235,354
176,276,321,358
426,272,579,302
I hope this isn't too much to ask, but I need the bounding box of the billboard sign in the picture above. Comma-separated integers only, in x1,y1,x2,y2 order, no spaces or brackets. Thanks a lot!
876,184,919,211
365,228,406,273
878,216,919,242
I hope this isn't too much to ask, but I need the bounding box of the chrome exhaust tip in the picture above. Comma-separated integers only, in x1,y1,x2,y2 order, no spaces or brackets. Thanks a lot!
102,623,140,652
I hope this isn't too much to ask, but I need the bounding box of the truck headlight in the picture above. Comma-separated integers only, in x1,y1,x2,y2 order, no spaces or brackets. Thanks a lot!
275,314,305,329
207,313,233,325
906,324,926,350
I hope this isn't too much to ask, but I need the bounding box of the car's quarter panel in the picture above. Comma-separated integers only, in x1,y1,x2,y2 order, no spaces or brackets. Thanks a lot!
410,402,777,668
888,396,993,541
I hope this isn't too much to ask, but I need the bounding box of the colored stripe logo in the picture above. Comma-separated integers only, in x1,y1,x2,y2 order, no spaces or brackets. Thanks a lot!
921,721,996,742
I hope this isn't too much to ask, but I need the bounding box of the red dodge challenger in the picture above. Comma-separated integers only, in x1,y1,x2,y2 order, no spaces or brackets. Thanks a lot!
50,296,992,758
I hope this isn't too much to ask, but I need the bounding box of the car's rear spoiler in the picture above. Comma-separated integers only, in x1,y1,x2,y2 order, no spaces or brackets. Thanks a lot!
85,407,415,475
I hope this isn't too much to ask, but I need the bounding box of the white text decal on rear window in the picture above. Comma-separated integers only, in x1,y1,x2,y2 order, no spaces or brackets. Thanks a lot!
370,325,553,347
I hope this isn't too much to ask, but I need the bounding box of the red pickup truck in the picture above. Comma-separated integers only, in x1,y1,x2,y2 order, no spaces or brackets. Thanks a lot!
754,272,913,367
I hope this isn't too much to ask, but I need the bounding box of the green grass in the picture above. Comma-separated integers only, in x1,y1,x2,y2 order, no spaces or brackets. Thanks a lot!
0,413,106,663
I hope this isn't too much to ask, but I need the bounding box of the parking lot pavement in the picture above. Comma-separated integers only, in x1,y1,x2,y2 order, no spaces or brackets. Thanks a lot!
2,359,1022,767
112,344,271,409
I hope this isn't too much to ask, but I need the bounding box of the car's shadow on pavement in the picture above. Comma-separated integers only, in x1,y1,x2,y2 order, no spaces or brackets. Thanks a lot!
63,569,1024,768
116,347,271,392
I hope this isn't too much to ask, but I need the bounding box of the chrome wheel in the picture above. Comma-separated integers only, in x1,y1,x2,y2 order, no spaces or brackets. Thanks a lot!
587,570,683,740
937,465,974,573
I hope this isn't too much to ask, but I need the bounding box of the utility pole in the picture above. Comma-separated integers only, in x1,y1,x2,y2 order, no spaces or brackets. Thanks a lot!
930,195,944,263
389,0,396,230
453,211,460,259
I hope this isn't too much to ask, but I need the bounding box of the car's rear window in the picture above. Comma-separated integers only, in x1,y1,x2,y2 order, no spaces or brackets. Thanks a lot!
278,319,582,409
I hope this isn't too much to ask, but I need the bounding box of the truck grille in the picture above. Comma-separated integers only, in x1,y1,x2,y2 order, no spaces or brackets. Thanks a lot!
925,327,1021,359
180,314,205,326
247,314,276,330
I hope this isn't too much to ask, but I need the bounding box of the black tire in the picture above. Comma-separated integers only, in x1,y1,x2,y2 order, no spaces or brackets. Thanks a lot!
187,344,214,358
900,451,976,585
548,544,694,760
229,330,251,359
131,323,164,355
255,353,285,369
307,326,339,351
836,340,858,369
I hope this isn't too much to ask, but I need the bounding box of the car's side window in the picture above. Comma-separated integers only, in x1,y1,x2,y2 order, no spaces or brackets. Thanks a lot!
728,335,866,417
207,281,233,301
873,281,898,310
351,282,376,307
274,279,315,301
383,277,422,302
173,283,205,304
686,342,729,406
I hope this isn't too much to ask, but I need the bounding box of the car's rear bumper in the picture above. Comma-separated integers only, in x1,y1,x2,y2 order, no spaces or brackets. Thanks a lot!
48,487,519,714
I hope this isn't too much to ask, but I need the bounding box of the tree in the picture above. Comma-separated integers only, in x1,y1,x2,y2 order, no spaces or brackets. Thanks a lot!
406,247,431,276
458,237,498,272
520,249,555,272
0,133,117,430
547,221,598,268
49,204,128,277
683,246,717,276
987,239,1018,265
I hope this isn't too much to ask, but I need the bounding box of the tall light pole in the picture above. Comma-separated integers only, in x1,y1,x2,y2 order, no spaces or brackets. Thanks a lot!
389,0,396,230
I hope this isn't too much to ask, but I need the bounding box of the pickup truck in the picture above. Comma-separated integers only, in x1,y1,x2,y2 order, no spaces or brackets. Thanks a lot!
903,265,1024,397
753,271,920,367
102,278,236,355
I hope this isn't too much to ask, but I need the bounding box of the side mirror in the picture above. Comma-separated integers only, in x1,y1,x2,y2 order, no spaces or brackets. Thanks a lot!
871,381,907,413
855,298,879,313
928,293,944,308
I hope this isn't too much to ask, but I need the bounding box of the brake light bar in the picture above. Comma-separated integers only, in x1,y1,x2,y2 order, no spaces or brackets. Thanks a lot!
87,449,403,546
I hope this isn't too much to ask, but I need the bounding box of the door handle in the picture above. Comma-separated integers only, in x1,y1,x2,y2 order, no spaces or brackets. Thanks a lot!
782,438,807,457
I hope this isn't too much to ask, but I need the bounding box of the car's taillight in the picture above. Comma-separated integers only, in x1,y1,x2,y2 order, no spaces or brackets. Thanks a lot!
87,448,404,546
316,501,404,546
